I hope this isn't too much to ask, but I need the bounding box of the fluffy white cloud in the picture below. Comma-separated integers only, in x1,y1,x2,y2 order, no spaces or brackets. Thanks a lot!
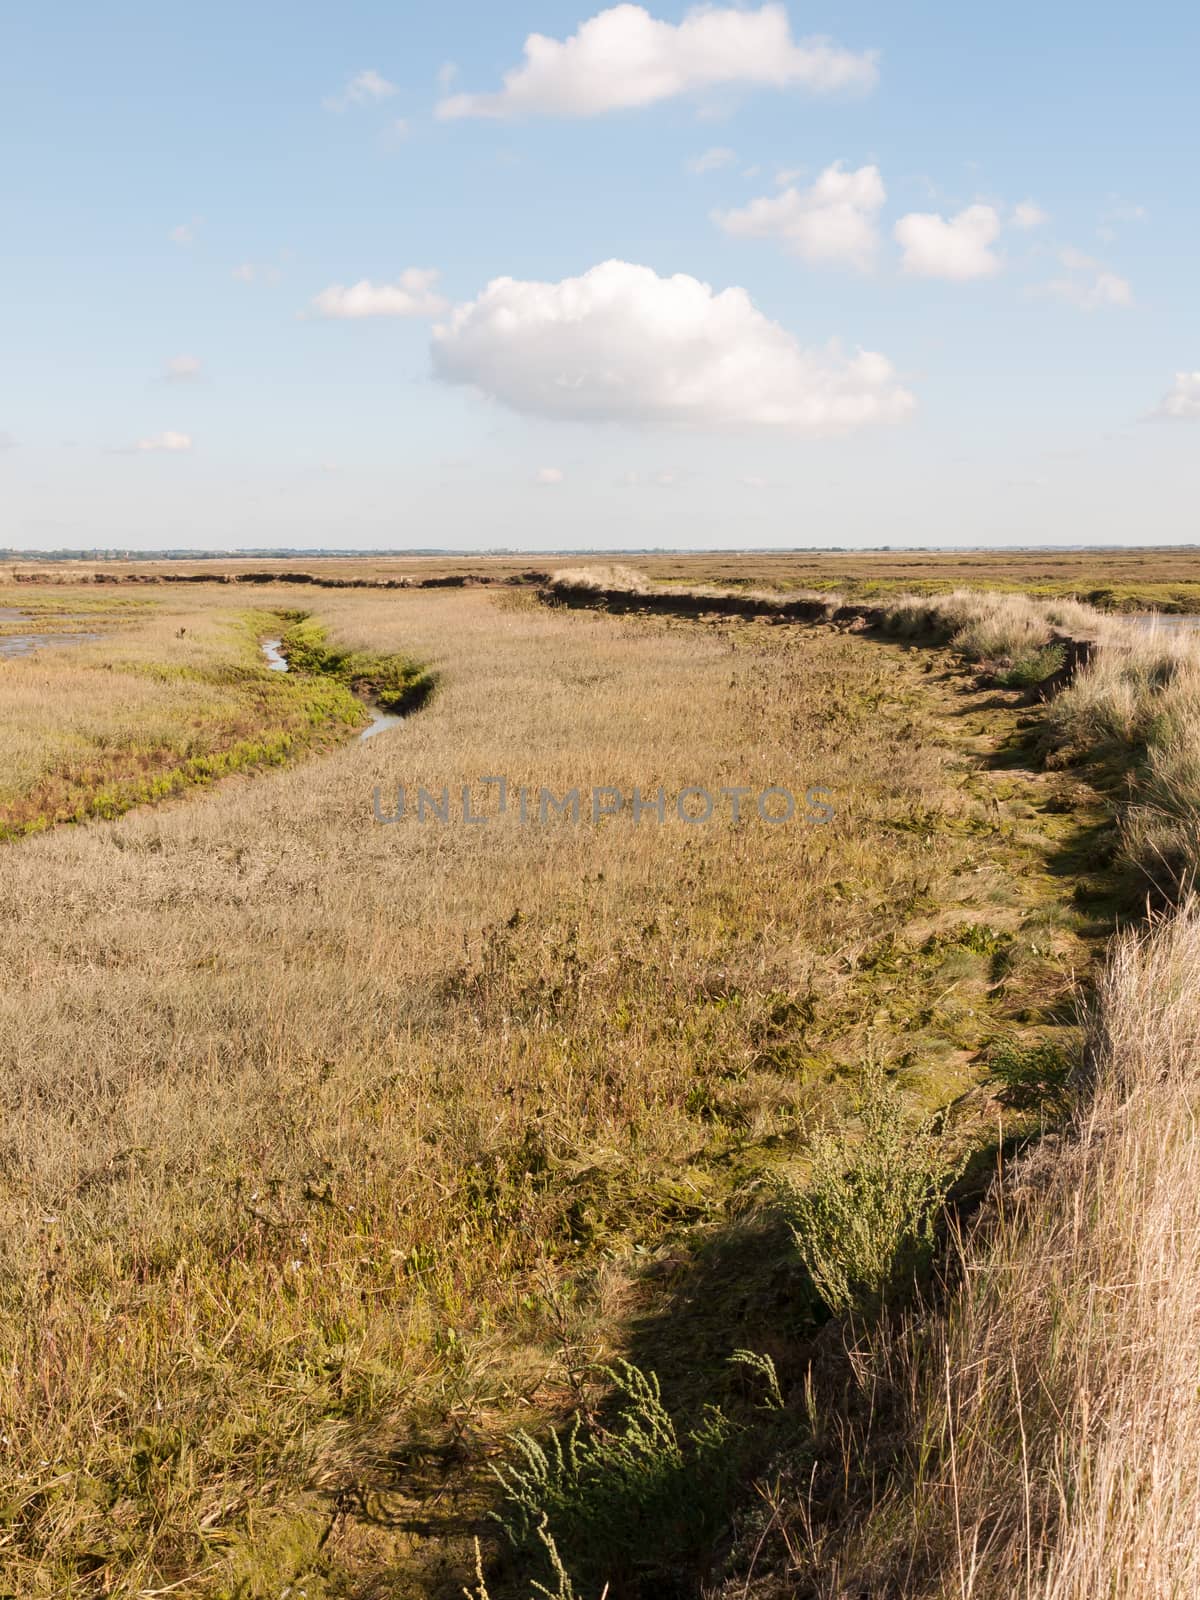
431,259,914,434
894,204,1002,280
135,432,192,453
1153,373,1200,420
164,354,202,382
323,69,397,112
1039,248,1133,311
687,146,736,175
714,162,885,271
311,269,449,319
169,218,201,246
1012,200,1049,229
436,4,878,119
535,466,565,484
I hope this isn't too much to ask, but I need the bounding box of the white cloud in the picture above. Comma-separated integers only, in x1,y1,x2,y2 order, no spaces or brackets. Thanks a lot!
169,218,202,246
437,61,459,92
164,354,202,382
1012,200,1048,229
431,259,914,435
0,431,17,452
741,474,769,488
134,432,192,453
1152,373,1200,420
436,4,879,119
714,161,885,272
1038,247,1133,311
311,269,449,319
894,204,1002,280
687,146,736,175
535,466,565,484
323,69,397,112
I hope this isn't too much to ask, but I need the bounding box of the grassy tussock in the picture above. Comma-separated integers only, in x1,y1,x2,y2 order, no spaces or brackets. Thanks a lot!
1045,626,1200,884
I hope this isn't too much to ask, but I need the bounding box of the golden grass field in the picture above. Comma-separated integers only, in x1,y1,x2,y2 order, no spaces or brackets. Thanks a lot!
0,559,1196,1598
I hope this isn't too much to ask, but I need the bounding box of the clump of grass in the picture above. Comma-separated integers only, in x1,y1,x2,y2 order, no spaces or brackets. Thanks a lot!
772,1068,965,1317
984,1032,1075,1115
1045,631,1200,888
493,1362,735,1594
998,642,1067,689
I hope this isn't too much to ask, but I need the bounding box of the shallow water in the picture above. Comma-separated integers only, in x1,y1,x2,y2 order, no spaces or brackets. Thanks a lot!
260,638,402,740
0,608,103,658
1129,612,1200,633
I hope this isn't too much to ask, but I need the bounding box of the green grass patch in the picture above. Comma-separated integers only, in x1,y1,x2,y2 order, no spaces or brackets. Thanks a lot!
278,610,436,713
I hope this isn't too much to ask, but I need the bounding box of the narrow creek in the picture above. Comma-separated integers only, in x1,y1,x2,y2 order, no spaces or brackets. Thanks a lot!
261,639,404,741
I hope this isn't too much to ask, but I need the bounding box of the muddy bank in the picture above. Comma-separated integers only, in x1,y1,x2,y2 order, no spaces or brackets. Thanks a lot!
13,569,550,592
539,579,1101,702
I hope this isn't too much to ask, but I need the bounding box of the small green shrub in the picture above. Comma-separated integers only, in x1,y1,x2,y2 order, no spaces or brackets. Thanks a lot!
985,1034,1074,1115
493,1362,735,1593
999,643,1067,689
774,1068,964,1316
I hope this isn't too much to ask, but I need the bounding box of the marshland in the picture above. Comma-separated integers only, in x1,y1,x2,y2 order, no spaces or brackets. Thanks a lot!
2,556,1198,1597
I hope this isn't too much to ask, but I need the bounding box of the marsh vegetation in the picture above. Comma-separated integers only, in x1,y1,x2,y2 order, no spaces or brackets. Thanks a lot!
0,560,1195,1597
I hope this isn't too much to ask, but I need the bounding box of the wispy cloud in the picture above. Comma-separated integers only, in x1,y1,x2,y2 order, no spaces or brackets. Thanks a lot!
323,69,397,112
1036,247,1132,311
163,354,203,383
686,146,736,175
233,262,283,285
133,431,193,453
1151,372,1200,421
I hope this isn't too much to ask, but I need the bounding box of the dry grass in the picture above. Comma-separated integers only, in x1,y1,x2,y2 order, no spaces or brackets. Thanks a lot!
0,583,1101,1596
1043,624,1200,885
756,900,1200,1600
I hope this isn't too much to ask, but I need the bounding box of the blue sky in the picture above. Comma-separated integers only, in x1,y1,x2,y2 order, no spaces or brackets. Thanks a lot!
1,1,1196,551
